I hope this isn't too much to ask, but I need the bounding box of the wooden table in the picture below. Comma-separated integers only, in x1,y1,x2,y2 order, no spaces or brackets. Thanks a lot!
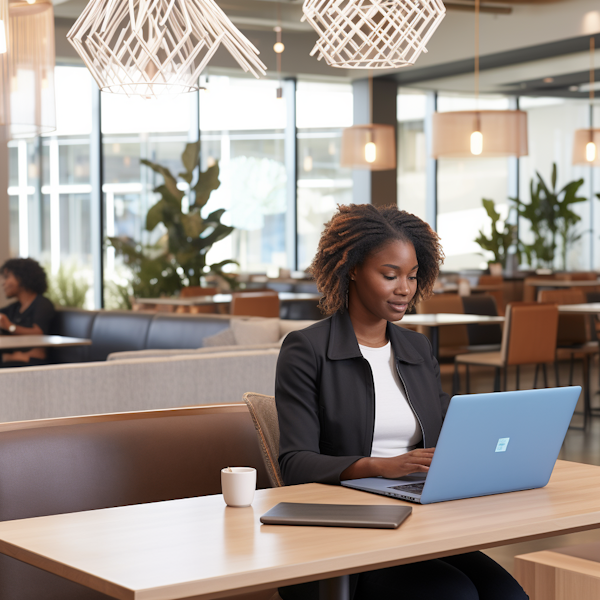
0,460,598,600
558,303,600,315
526,280,600,289
0,335,91,351
135,292,321,307
397,313,505,359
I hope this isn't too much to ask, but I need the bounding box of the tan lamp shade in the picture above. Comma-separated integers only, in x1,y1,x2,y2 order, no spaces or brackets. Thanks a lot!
572,129,600,166
431,110,528,158
340,124,396,170
1,0,56,138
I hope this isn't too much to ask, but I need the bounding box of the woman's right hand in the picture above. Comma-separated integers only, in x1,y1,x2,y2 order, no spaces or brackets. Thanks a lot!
374,448,435,479
341,448,435,481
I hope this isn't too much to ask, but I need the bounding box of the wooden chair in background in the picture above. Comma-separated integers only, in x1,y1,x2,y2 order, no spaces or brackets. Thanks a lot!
477,274,505,315
231,291,280,318
538,288,597,427
454,302,559,394
176,286,219,315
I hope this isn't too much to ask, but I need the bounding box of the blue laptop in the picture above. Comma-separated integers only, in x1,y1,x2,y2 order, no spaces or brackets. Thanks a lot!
342,386,580,504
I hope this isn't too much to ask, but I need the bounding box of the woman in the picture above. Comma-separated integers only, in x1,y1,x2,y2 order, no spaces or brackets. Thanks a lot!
0,258,56,367
275,204,527,600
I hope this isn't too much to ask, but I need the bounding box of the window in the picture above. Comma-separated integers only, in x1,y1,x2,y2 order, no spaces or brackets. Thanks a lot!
296,81,353,270
199,75,287,274
519,97,596,270
397,89,427,221
436,94,511,271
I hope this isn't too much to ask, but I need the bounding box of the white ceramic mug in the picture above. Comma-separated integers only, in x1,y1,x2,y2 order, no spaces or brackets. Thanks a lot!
221,467,257,507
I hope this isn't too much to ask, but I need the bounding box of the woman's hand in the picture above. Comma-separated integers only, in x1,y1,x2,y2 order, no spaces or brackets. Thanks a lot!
341,448,435,481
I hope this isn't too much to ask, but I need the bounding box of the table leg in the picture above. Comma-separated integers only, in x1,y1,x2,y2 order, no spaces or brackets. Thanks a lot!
431,327,439,361
319,575,350,600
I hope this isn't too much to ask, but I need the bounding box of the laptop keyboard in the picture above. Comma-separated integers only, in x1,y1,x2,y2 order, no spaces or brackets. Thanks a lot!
389,482,425,495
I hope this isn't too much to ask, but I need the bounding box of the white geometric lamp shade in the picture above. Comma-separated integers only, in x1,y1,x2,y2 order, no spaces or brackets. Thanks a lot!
67,0,267,97
431,110,528,158
341,124,396,170
572,129,600,166
302,0,446,69
1,0,56,138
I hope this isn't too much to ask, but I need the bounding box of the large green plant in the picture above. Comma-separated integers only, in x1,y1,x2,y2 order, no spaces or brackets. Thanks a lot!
109,141,238,298
45,262,90,308
474,198,516,268
512,164,586,270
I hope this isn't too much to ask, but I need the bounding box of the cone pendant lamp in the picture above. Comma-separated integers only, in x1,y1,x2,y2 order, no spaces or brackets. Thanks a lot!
431,0,527,159
573,37,600,166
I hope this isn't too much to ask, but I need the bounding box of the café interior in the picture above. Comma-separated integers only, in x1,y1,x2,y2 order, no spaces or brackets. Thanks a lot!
2,0,600,599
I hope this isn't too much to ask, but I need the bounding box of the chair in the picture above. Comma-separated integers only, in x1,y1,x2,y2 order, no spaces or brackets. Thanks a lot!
461,295,502,349
231,291,281,318
523,274,558,302
0,404,278,600
477,275,505,315
416,294,469,361
454,302,559,394
515,543,600,600
538,289,597,427
243,392,283,488
176,286,219,315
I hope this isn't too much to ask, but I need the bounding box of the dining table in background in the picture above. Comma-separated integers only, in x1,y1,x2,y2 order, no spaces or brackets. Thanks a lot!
0,335,92,352
135,292,322,308
397,313,505,360
0,461,598,600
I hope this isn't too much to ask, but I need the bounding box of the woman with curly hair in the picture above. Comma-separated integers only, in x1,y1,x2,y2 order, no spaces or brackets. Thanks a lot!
0,258,55,367
275,204,527,600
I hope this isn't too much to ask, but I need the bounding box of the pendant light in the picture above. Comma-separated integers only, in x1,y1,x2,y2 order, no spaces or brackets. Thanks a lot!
431,0,527,159
341,72,396,170
302,0,445,69
1,0,56,138
0,0,7,54
572,37,600,166
67,0,266,98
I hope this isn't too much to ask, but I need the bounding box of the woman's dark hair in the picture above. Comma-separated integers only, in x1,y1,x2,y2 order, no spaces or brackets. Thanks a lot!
310,204,444,315
1,258,48,295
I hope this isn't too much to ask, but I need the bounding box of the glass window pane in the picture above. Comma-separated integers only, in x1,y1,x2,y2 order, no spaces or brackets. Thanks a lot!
200,76,288,274
519,97,594,270
437,94,511,271
398,89,427,220
297,81,353,271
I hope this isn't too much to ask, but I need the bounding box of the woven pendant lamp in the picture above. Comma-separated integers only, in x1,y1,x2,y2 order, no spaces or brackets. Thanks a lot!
341,73,396,170
1,0,56,138
573,38,600,165
302,0,445,69
431,0,527,158
67,0,266,97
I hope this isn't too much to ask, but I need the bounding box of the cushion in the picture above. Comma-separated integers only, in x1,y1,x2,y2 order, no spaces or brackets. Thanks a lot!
231,318,280,346
107,344,281,361
203,328,237,347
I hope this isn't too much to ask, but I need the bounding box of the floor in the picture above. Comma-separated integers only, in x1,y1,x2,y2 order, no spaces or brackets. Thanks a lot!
438,358,600,574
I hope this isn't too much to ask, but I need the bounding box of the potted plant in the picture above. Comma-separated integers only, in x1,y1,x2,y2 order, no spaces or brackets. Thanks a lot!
109,141,238,299
474,198,517,269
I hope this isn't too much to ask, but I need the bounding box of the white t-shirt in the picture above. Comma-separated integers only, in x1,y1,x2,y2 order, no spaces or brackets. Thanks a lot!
359,342,422,458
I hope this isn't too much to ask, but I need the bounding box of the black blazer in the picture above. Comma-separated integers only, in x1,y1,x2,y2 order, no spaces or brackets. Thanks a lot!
275,310,451,486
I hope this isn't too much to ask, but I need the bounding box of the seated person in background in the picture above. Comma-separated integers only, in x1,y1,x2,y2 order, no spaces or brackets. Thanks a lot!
0,258,56,367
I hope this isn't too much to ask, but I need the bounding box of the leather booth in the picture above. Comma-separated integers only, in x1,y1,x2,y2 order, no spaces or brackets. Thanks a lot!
48,308,233,363
0,404,274,600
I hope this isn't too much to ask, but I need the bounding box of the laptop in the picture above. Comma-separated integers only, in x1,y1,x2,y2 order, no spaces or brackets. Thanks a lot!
342,386,580,505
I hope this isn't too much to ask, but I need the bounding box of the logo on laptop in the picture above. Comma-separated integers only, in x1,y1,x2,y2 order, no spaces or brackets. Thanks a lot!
495,438,510,453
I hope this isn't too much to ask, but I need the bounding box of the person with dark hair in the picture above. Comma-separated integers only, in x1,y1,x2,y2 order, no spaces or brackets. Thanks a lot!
0,258,56,367
275,204,528,600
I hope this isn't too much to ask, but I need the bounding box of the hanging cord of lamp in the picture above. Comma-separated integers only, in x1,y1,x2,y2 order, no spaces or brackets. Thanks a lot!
587,37,596,162
470,0,483,155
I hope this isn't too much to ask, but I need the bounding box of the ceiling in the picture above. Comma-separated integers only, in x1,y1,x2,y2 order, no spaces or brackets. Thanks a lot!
52,0,600,90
